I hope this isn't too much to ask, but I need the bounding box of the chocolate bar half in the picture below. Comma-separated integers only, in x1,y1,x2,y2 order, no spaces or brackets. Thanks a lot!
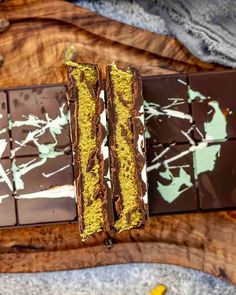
0,84,77,227
67,61,113,240
106,64,148,232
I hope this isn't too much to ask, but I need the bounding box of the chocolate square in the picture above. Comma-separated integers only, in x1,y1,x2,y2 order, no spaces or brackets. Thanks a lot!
142,74,192,145
147,145,198,214
0,91,10,158
9,85,71,156
195,140,236,210
0,159,16,226
189,71,236,141
14,154,77,224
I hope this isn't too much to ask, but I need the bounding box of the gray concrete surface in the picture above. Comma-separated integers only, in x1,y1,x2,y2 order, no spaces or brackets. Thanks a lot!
1,263,236,295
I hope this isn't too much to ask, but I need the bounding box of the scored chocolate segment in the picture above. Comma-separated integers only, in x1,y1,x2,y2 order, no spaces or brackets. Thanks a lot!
14,154,76,224
147,145,198,215
195,141,236,210
0,91,10,158
8,85,71,156
0,159,16,226
189,71,236,141
142,74,192,145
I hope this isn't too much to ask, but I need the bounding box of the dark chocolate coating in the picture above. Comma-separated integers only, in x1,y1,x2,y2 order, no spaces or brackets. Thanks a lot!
142,74,191,145
196,141,236,210
189,70,236,141
16,154,77,224
147,145,198,215
0,159,16,226
0,91,10,158
9,85,71,156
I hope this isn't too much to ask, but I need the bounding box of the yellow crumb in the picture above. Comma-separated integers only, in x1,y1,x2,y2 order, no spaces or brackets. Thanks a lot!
149,284,167,295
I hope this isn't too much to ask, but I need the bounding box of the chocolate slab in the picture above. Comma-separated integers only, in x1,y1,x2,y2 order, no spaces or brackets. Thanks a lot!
0,159,16,226
8,85,71,156
0,91,10,158
147,145,198,215
67,61,113,240
189,70,236,141
142,74,191,145
106,65,147,231
14,154,76,224
195,140,236,210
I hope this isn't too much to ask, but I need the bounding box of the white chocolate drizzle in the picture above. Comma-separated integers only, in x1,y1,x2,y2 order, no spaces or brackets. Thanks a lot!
42,164,70,178
100,90,111,189
137,104,148,203
15,184,75,199
0,139,13,191
0,194,10,204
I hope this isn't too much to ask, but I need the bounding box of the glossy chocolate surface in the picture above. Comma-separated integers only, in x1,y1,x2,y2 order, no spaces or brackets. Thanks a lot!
142,74,191,145
15,154,76,224
9,85,71,156
189,71,236,141
147,145,198,214
195,141,236,210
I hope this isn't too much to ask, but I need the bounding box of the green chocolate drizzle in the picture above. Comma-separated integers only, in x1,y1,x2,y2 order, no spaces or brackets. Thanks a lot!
194,144,221,175
157,165,192,203
187,86,208,103
204,101,227,141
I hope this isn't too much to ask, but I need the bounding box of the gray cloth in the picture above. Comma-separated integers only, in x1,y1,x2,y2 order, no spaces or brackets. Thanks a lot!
76,0,236,68
75,0,170,35
137,0,236,68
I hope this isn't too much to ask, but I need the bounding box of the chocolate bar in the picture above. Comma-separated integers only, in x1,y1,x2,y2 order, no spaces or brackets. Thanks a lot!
143,70,236,215
106,64,148,232
0,84,77,227
67,61,113,240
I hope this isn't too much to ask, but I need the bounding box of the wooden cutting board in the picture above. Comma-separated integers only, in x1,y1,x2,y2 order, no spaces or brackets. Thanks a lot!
0,0,235,284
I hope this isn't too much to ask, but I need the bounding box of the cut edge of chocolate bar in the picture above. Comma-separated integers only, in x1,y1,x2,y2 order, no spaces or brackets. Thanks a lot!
66,61,114,241
106,63,148,232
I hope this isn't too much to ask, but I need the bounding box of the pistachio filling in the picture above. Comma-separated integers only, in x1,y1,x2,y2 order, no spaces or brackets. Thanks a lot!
68,62,104,240
110,64,142,231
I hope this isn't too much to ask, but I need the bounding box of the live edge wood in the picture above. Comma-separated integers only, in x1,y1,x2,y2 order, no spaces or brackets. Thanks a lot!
0,0,235,284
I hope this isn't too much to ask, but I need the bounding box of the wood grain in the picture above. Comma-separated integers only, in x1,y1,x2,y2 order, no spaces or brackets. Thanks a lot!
0,0,235,284
0,0,213,67
0,212,236,283
0,20,208,88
